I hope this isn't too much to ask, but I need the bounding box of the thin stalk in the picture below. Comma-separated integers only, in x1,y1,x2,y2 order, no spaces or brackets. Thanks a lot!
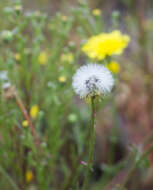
120,141,153,189
14,91,41,147
0,165,20,190
82,96,95,190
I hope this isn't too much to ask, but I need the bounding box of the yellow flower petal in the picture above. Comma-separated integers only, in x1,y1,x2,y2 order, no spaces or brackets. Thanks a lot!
30,105,39,119
15,53,21,61
92,9,101,16
25,170,34,182
82,30,130,60
38,51,48,65
61,15,68,21
60,53,74,63
58,76,67,83
22,120,28,127
107,61,120,74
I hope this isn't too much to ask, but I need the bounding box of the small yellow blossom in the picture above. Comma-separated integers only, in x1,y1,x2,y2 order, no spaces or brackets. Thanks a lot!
61,15,68,21
34,11,41,17
60,53,74,63
82,30,130,60
14,5,22,12
38,51,48,65
22,120,28,127
25,170,34,182
58,76,67,83
107,61,120,74
30,105,39,119
15,53,21,61
92,9,101,16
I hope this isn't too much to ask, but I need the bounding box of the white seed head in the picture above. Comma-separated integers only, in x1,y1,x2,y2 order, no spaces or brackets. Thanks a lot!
2,82,11,90
0,71,8,81
72,64,114,98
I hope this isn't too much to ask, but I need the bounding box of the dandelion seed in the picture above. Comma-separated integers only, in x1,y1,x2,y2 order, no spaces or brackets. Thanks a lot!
30,105,39,119
72,64,114,98
82,30,130,60
107,61,120,74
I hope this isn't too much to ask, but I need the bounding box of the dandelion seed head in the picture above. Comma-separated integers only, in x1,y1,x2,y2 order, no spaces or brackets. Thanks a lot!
72,64,114,98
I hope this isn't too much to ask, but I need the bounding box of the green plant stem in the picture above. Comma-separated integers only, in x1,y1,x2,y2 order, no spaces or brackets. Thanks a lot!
82,96,95,190
120,141,153,189
0,166,20,190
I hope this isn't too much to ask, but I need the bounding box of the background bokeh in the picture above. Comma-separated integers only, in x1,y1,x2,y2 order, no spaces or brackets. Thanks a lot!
0,0,153,190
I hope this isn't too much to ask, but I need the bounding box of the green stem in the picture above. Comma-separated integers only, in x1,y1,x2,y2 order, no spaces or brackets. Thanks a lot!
82,96,95,190
120,141,153,189
0,165,20,190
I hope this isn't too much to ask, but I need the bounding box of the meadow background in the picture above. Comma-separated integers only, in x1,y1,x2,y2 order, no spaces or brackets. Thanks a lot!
0,0,153,189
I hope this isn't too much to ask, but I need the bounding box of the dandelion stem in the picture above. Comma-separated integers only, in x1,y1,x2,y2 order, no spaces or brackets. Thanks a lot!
82,96,95,190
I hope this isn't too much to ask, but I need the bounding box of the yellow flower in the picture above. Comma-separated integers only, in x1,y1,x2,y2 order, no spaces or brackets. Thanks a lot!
58,76,67,83
14,5,22,12
30,105,39,119
60,53,74,63
92,9,101,16
15,53,21,61
107,61,120,74
22,120,28,127
82,30,130,60
61,15,68,21
25,170,34,182
38,51,48,65
34,11,41,17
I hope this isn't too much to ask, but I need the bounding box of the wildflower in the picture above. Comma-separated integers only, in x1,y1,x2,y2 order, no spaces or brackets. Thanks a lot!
58,76,67,83
22,120,28,127
25,170,34,182
92,9,101,16
34,11,41,17
72,64,114,98
61,15,68,21
82,30,130,60
107,61,120,74
60,53,74,63
30,105,39,119
1,30,13,42
14,5,22,13
15,53,21,61
38,51,48,65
